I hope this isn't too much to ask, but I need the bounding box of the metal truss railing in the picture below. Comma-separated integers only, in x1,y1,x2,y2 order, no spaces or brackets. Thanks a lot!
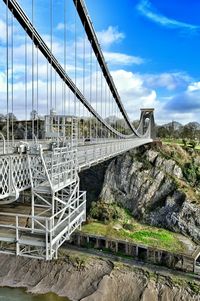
0,154,30,202
28,146,78,193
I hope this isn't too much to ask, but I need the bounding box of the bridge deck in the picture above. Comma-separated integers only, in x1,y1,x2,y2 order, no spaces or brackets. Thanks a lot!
0,138,152,197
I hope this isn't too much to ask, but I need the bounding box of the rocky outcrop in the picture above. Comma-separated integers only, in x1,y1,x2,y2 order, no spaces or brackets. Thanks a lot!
80,160,111,210
0,253,199,301
0,253,113,300
100,144,200,243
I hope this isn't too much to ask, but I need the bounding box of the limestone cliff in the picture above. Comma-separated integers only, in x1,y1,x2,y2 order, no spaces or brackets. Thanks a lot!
100,144,200,243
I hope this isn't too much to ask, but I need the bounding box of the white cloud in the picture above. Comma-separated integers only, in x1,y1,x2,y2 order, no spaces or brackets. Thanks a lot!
0,19,7,43
0,72,6,92
137,0,199,33
96,26,125,47
144,72,191,91
187,81,200,92
56,22,65,31
55,22,75,32
110,70,159,120
159,80,200,124
104,52,144,66
109,70,200,124
0,17,25,45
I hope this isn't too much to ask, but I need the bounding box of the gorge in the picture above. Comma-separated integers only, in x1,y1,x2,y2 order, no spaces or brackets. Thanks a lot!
0,142,200,301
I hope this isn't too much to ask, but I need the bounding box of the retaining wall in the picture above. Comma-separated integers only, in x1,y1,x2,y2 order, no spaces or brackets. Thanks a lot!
71,232,200,274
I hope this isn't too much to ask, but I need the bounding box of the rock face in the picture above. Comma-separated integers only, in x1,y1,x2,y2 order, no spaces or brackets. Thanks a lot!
80,160,111,210
100,144,200,243
0,254,199,301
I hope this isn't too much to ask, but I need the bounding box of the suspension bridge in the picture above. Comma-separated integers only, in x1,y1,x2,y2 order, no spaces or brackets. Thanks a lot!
0,0,155,260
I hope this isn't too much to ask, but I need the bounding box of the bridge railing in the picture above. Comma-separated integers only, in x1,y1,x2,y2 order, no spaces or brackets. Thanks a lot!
77,138,150,169
0,138,152,202
43,146,77,190
0,154,30,201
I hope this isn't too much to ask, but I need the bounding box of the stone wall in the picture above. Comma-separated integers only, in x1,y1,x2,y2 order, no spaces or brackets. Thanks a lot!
71,232,199,274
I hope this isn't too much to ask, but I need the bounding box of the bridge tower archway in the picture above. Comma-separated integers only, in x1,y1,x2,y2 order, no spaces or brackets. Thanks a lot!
138,108,156,139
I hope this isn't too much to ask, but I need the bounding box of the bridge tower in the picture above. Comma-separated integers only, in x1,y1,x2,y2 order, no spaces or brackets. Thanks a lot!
138,109,156,139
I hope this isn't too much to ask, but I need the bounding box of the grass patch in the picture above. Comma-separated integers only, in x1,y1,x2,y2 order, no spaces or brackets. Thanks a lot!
81,222,109,236
162,139,200,151
126,229,178,250
81,219,186,254
162,139,184,146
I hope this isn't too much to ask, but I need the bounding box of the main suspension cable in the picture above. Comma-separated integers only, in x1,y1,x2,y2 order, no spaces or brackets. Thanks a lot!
31,0,34,141
6,0,9,146
25,28,28,141
11,9,14,145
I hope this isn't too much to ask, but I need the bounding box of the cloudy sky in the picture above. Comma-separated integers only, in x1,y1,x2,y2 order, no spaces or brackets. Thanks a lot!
86,0,200,124
0,0,200,124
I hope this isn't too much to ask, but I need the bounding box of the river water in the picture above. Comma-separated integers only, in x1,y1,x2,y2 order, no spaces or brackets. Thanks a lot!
0,287,70,301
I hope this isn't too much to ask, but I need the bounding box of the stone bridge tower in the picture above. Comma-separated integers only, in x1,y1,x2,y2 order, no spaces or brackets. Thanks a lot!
139,108,156,140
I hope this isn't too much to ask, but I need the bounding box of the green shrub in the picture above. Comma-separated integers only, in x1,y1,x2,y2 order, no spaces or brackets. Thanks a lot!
89,201,121,222
123,223,134,231
188,281,200,295
182,162,200,186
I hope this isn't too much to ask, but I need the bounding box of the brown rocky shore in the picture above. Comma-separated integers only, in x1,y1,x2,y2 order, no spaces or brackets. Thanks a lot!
0,252,199,301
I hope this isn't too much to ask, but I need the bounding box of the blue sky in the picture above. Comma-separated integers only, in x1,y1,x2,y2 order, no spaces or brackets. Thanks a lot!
86,0,200,124
0,0,200,124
